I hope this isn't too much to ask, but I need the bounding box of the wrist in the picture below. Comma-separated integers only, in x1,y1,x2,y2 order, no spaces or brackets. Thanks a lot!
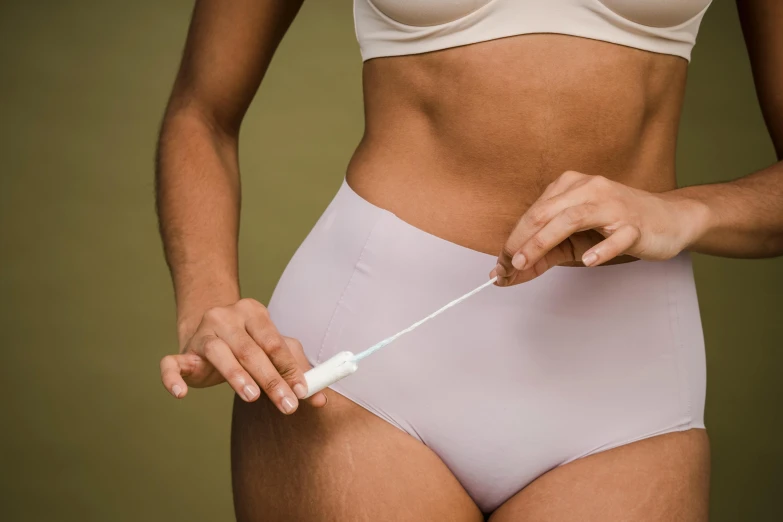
665,189,714,251
176,315,202,351
174,285,241,350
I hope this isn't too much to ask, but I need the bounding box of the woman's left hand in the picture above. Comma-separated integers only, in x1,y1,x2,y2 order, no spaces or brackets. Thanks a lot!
491,170,708,286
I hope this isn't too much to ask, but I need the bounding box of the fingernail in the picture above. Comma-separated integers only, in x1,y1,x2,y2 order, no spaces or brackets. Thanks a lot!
489,267,498,279
172,384,182,398
243,385,258,400
293,383,307,399
323,393,328,405
281,397,296,414
494,264,507,277
583,252,598,266
511,253,526,270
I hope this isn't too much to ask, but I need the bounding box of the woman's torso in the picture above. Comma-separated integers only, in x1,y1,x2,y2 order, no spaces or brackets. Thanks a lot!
346,31,689,255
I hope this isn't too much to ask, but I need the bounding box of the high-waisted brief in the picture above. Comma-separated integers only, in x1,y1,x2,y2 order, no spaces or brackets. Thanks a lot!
268,179,707,513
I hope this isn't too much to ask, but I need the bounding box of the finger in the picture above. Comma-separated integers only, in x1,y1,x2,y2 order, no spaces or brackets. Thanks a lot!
495,190,590,285
235,299,310,400
244,308,309,400
500,240,577,286
160,354,190,399
217,326,300,415
282,337,328,408
581,224,641,267
514,203,609,271
198,334,262,402
539,170,589,200
306,390,329,408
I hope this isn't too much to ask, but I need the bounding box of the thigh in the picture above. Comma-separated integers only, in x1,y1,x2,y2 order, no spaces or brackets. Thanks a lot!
231,389,484,522
490,429,710,522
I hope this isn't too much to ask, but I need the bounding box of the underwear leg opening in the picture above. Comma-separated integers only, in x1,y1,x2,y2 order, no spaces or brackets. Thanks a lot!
560,420,707,467
325,385,425,443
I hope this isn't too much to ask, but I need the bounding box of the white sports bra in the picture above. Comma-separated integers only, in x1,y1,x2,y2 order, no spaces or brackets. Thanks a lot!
354,0,713,62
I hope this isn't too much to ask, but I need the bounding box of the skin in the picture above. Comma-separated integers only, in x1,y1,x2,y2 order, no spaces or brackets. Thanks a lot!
156,0,326,413
156,0,783,520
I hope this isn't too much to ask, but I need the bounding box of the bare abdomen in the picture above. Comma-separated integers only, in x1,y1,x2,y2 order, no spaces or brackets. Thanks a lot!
346,34,688,255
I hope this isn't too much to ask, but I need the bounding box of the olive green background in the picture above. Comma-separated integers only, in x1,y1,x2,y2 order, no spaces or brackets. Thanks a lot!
1,1,781,520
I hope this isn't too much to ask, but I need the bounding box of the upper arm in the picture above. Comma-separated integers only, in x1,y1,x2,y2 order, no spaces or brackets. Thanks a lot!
165,0,305,135
737,0,783,159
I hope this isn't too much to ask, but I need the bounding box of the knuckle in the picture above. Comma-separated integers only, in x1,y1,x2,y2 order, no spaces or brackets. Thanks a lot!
589,175,610,189
283,336,302,352
256,303,270,319
263,378,282,394
530,234,547,251
528,207,549,228
262,336,285,356
565,206,587,226
203,306,225,323
238,298,266,314
159,355,174,372
276,362,299,379
201,336,222,356
235,297,254,310
500,244,516,263
232,340,258,362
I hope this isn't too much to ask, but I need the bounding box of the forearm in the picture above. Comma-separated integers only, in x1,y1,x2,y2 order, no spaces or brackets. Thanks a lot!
155,107,242,345
676,160,783,258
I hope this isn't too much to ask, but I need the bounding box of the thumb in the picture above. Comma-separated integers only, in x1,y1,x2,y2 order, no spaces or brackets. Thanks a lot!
160,353,194,399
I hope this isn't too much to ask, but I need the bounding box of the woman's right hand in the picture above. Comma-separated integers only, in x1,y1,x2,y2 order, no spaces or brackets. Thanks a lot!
160,298,327,414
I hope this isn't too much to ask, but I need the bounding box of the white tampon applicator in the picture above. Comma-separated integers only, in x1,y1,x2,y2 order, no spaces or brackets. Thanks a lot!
302,351,359,398
301,276,498,398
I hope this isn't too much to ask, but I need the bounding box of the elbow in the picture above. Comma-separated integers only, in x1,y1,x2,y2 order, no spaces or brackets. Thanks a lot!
161,96,240,144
